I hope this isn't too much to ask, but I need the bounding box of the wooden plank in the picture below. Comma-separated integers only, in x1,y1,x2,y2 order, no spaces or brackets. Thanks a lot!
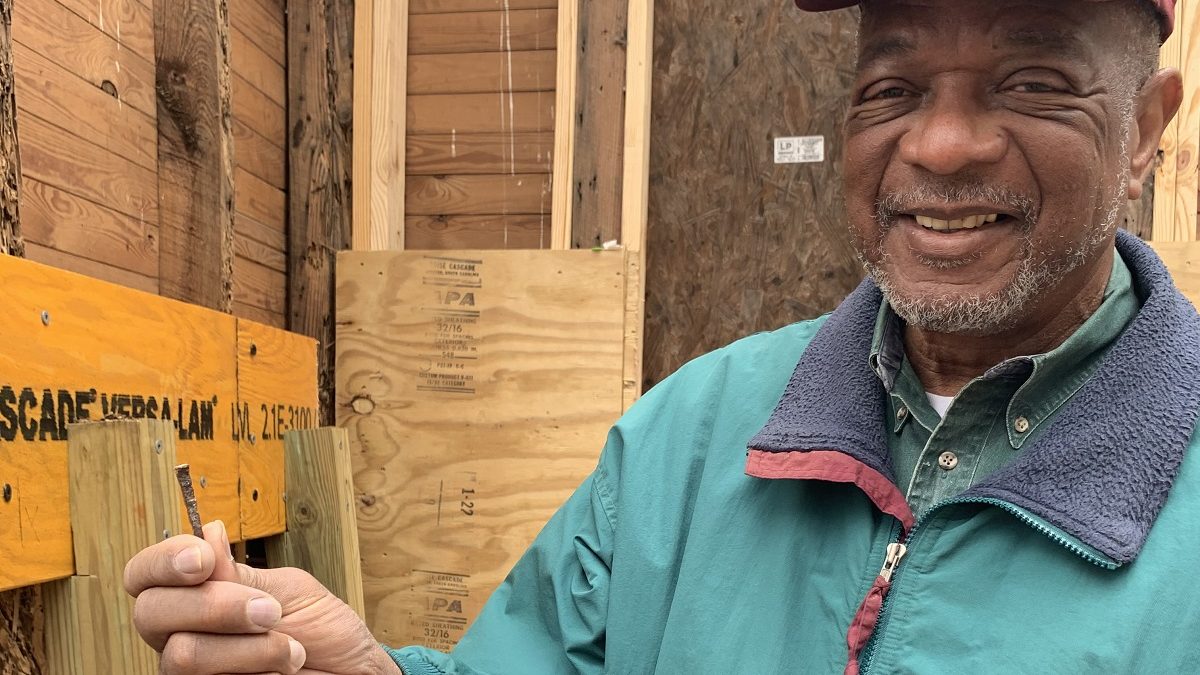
156,0,235,311
353,0,407,250
231,25,285,105
407,131,553,175
12,41,157,171
233,117,286,189
406,173,552,215
54,419,184,674
237,210,286,252
55,0,155,59
0,254,238,589
236,167,286,233
43,574,106,675
569,0,626,249
25,241,159,293
264,428,365,618
233,300,284,328
288,0,354,424
233,73,286,145
1154,4,1192,242
1150,241,1200,308
405,214,549,249
230,0,284,65
234,229,286,273
11,0,156,116
409,0,557,14
408,9,556,55
408,92,556,134
408,50,557,95
0,0,23,259
236,320,320,539
620,0,654,407
337,249,627,648
21,177,158,278
549,0,577,250
233,254,287,315
17,112,158,224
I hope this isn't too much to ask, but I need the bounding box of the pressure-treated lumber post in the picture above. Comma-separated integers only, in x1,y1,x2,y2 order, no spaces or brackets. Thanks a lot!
155,0,236,310
265,427,365,617
44,419,184,675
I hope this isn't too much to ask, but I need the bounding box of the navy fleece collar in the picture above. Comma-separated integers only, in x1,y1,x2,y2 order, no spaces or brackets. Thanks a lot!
748,231,1200,564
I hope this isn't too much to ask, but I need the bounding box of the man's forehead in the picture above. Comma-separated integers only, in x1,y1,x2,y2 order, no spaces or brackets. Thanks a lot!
799,0,1175,42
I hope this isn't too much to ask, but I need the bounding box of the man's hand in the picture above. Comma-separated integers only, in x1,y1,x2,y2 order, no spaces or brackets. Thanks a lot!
124,520,402,675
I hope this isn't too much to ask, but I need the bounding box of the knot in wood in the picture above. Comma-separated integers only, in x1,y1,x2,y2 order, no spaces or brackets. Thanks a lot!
350,394,376,415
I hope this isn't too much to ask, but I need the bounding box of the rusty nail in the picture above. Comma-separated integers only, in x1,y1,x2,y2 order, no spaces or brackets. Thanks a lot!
199,476,207,488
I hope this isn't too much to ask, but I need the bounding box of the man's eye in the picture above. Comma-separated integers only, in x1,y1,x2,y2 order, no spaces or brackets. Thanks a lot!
866,86,911,101
1009,81,1058,94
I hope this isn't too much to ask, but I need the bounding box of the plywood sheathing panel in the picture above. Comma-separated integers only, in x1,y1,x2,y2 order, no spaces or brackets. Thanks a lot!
643,2,863,389
1154,0,1200,242
337,249,627,647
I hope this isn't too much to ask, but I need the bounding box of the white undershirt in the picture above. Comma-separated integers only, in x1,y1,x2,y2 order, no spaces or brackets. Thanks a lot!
926,392,954,418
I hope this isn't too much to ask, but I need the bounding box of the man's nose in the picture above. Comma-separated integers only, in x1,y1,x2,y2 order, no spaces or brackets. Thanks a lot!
897,91,1007,175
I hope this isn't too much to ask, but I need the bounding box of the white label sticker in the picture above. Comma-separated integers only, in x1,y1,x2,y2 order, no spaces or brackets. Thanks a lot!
774,136,825,164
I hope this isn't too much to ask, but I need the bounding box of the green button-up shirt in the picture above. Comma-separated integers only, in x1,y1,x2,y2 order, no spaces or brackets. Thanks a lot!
869,251,1140,517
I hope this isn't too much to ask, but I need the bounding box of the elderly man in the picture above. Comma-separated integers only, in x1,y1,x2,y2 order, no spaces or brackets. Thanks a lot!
125,0,1200,672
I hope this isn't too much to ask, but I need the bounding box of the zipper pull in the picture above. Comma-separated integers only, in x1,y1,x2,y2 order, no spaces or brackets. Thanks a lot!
879,542,907,582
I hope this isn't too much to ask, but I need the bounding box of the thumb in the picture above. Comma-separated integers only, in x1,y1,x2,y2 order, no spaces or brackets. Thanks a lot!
201,520,239,582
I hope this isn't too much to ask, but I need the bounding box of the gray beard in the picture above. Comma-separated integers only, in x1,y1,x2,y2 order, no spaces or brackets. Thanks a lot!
860,177,1125,336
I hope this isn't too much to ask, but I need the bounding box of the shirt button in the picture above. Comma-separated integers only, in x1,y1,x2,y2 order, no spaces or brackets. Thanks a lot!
938,451,959,471
897,406,909,422
1014,416,1030,434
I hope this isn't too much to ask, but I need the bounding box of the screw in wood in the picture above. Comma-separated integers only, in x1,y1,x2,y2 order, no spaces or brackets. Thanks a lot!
174,464,204,538
154,439,164,454
2,484,10,503
40,311,50,326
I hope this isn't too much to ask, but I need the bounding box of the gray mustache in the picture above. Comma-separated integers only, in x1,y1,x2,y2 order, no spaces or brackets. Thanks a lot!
875,184,1038,225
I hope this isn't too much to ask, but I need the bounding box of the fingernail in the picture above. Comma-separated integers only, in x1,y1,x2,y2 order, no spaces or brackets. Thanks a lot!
172,546,203,574
288,637,307,669
217,520,233,562
247,597,282,628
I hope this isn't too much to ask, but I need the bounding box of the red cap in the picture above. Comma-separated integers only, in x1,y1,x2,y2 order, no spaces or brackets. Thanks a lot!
795,0,1176,41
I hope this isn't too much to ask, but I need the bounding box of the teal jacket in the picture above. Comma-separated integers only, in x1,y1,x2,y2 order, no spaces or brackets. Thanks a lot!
388,232,1200,674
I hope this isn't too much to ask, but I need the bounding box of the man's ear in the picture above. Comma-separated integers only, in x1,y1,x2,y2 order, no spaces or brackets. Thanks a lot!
1128,67,1183,200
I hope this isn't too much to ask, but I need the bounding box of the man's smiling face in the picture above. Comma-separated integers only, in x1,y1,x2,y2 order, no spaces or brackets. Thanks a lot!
843,0,1161,335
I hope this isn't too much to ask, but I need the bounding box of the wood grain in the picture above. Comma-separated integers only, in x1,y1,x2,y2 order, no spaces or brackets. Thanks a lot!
233,300,283,328
406,173,552,215
549,0,576,249
236,210,285,251
237,321,320,539
644,0,863,389
55,0,154,59
569,0,627,249
1154,2,1199,242
408,92,556,134
235,167,286,233
234,228,285,273
337,249,627,647
1149,241,1200,308
230,0,284,65
0,0,23,260
264,428,365,618
17,112,158,224
231,25,285,105
407,131,553,175
21,178,158,278
234,118,286,189
409,0,556,14
287,0,354,423
12,0,156,116
24,242,158,293
233,73,286,147
12,41,156,171
408,50,557,95
233,254,286,315
156,0,235,311
408,9,556,55
405,214,550,249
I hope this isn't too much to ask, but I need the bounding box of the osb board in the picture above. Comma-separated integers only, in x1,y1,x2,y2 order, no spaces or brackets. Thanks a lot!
1150,241,1200,309
0,255,317,590
237,322,320,539
337,249,628,648
644,1,864,388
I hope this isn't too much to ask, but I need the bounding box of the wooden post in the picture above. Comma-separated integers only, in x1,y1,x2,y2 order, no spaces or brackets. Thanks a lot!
287,0,355,426
155,0,236,310
265,428,365,618
352,0,407,251
44,420,185,675
0,0,23,258
550,0,580,250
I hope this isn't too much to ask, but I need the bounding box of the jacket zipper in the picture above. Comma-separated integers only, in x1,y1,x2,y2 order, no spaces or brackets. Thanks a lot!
856,496,1120,673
